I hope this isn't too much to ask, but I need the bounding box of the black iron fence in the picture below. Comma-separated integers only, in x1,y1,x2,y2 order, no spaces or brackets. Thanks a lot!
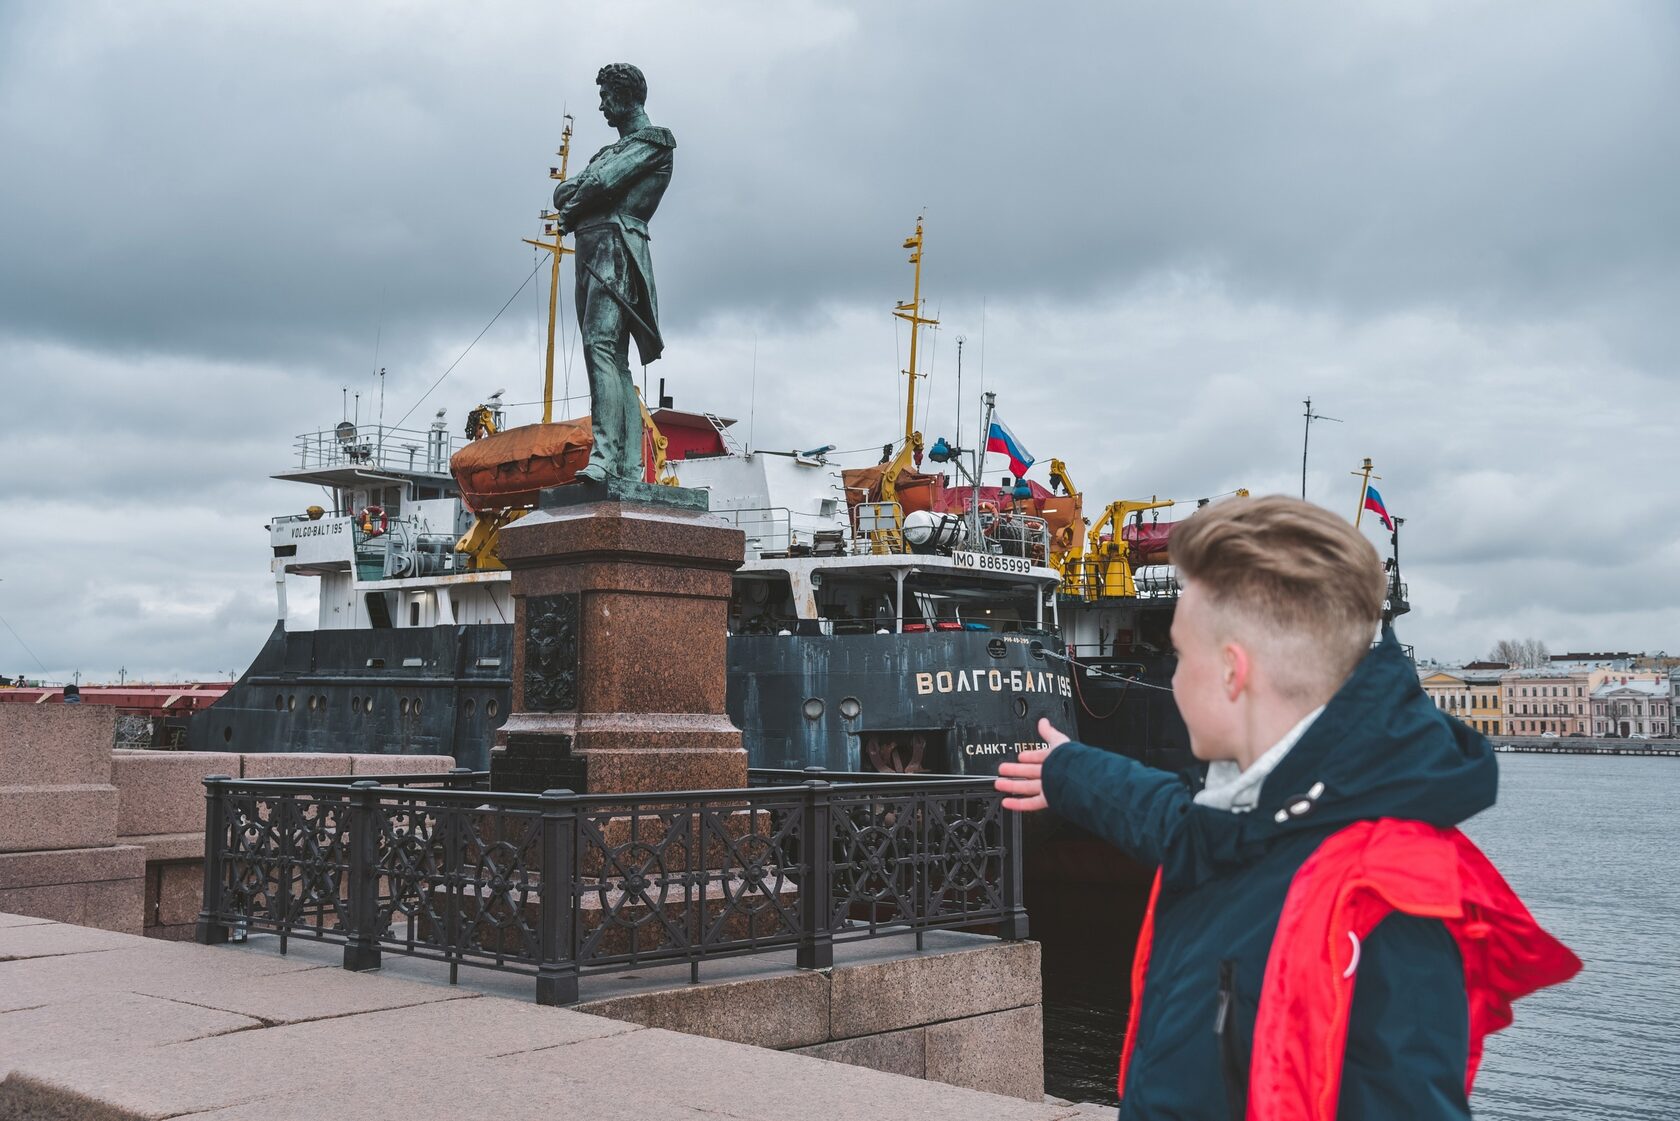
194,769,1026,1004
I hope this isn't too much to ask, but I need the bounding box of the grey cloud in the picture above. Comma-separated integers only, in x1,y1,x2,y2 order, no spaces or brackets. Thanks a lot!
2,1,1677,680
4,2,1677,369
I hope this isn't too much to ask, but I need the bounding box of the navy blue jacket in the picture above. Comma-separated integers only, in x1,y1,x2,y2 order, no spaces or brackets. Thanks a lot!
1042,633,1495,1120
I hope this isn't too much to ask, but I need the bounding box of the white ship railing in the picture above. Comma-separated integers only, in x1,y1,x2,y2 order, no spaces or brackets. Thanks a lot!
292,424,462,475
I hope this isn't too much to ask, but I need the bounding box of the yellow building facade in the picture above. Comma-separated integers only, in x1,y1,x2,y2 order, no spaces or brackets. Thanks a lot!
1419,668,1504,736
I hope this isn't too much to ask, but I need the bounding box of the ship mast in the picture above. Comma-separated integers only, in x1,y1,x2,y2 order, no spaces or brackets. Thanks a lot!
893,217,939,448
1351,457,1380,527
524,115,576,424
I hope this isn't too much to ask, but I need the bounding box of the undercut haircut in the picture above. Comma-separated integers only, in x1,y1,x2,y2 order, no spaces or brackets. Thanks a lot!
1173,495,1385,701
596,63,647,106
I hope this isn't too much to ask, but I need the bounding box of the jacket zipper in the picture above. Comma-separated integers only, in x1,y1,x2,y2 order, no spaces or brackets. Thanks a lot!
1215,959,1248,1121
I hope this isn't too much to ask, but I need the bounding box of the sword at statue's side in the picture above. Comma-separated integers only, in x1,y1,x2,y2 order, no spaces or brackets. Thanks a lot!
576,257,660,347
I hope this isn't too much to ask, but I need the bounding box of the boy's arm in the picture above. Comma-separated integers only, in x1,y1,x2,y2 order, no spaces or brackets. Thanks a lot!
1037,741,1194,867
996,719,1193,867
1337,913,1473,1121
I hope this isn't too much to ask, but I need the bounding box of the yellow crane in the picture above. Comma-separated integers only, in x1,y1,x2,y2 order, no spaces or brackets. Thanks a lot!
1045,457,1083,579
1080,497,1176,599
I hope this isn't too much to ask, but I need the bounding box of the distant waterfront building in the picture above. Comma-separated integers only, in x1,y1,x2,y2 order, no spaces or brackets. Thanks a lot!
1501,663,1666,736
1500,667,1592,737
1590,677,1672,738
1420,666,1505,735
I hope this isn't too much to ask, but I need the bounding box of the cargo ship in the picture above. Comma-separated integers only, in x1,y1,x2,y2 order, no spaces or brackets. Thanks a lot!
180,210,1078,774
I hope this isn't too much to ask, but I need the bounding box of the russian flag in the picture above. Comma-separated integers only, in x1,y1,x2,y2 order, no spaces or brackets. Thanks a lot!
1364,485,1394,531
986,418,1035,478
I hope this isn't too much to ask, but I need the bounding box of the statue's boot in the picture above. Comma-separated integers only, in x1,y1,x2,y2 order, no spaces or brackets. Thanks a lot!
576,463,609,483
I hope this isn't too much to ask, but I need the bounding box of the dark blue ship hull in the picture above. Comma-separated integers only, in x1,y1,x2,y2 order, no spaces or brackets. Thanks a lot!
187,621,1079,778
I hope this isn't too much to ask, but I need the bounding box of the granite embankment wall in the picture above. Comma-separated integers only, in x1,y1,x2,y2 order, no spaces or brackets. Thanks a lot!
0,705,453,937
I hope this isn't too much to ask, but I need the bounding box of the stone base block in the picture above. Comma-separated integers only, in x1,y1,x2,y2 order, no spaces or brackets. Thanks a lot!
830,939,1042,1039
539,477,710,512
579,971,829,1050
576,744,748,795
0,845,145,934
0,785,119,852
240,753,354,779
112,751,240,836
0,705,117,786
145,922,198,941
795,1026,927,1079
925,1004,1045,1101
347,754,459,777
497,713,747,794
154,861,203,928
121,831,203,864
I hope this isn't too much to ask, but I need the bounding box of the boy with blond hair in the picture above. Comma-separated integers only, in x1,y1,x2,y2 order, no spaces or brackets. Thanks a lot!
998,496,1576,1120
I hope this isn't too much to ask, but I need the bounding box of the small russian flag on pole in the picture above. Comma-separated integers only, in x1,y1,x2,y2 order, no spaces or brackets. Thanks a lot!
1363,485,1395,531
986,418,1035,478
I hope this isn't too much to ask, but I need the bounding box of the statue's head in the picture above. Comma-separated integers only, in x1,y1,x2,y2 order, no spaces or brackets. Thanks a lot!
596,63,647,128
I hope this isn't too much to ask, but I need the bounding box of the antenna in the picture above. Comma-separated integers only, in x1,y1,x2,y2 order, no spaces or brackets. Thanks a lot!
1301,397,1342,499
954,335,966,449
748,332,758,455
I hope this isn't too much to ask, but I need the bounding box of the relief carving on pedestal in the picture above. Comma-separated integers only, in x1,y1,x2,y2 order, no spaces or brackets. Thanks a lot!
523,593,579,712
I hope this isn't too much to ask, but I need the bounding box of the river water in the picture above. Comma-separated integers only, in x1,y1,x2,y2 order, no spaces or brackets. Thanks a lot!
1040,753,1680,1118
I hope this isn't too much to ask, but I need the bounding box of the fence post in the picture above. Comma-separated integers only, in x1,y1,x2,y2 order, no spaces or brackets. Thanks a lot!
342,780,383,972
536,788,580,1006
193,775,233,945
998,796,1030,941
797,776,834,970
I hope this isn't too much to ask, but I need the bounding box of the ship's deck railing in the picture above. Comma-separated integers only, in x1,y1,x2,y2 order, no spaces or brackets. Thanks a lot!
735,617,1058,638
194,767,1025,1005
292,424,461,475
1059,559,1181,601
712,506,850,560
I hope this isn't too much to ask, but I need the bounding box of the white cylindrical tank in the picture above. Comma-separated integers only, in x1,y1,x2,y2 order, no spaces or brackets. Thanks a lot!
902,509,969,551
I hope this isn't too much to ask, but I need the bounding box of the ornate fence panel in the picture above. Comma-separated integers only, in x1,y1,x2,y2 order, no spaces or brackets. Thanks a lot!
195,769,1025,1005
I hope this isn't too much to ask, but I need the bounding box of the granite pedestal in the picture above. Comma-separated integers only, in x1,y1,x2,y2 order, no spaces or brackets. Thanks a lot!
489,486,748,795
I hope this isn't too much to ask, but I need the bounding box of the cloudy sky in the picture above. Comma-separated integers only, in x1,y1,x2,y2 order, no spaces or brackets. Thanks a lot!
1,0,1676,681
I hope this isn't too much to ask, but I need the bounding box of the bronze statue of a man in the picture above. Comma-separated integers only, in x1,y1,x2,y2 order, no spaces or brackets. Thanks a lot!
553,62,674,483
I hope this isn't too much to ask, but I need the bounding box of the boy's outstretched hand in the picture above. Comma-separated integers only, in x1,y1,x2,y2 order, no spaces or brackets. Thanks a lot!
994,717,1070,812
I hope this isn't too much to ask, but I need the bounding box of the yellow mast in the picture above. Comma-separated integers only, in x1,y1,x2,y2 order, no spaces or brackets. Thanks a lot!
892,217,939,446
523,115,575,424
1351,457,1380,527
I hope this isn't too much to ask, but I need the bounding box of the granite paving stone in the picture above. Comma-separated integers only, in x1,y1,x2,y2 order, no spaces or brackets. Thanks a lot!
0,993,641,1119
496,1026,1081,1121
0,992,258,1080
0,913,51,929
132,963,477,1025
0,941,325,1012
0,920,139,960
